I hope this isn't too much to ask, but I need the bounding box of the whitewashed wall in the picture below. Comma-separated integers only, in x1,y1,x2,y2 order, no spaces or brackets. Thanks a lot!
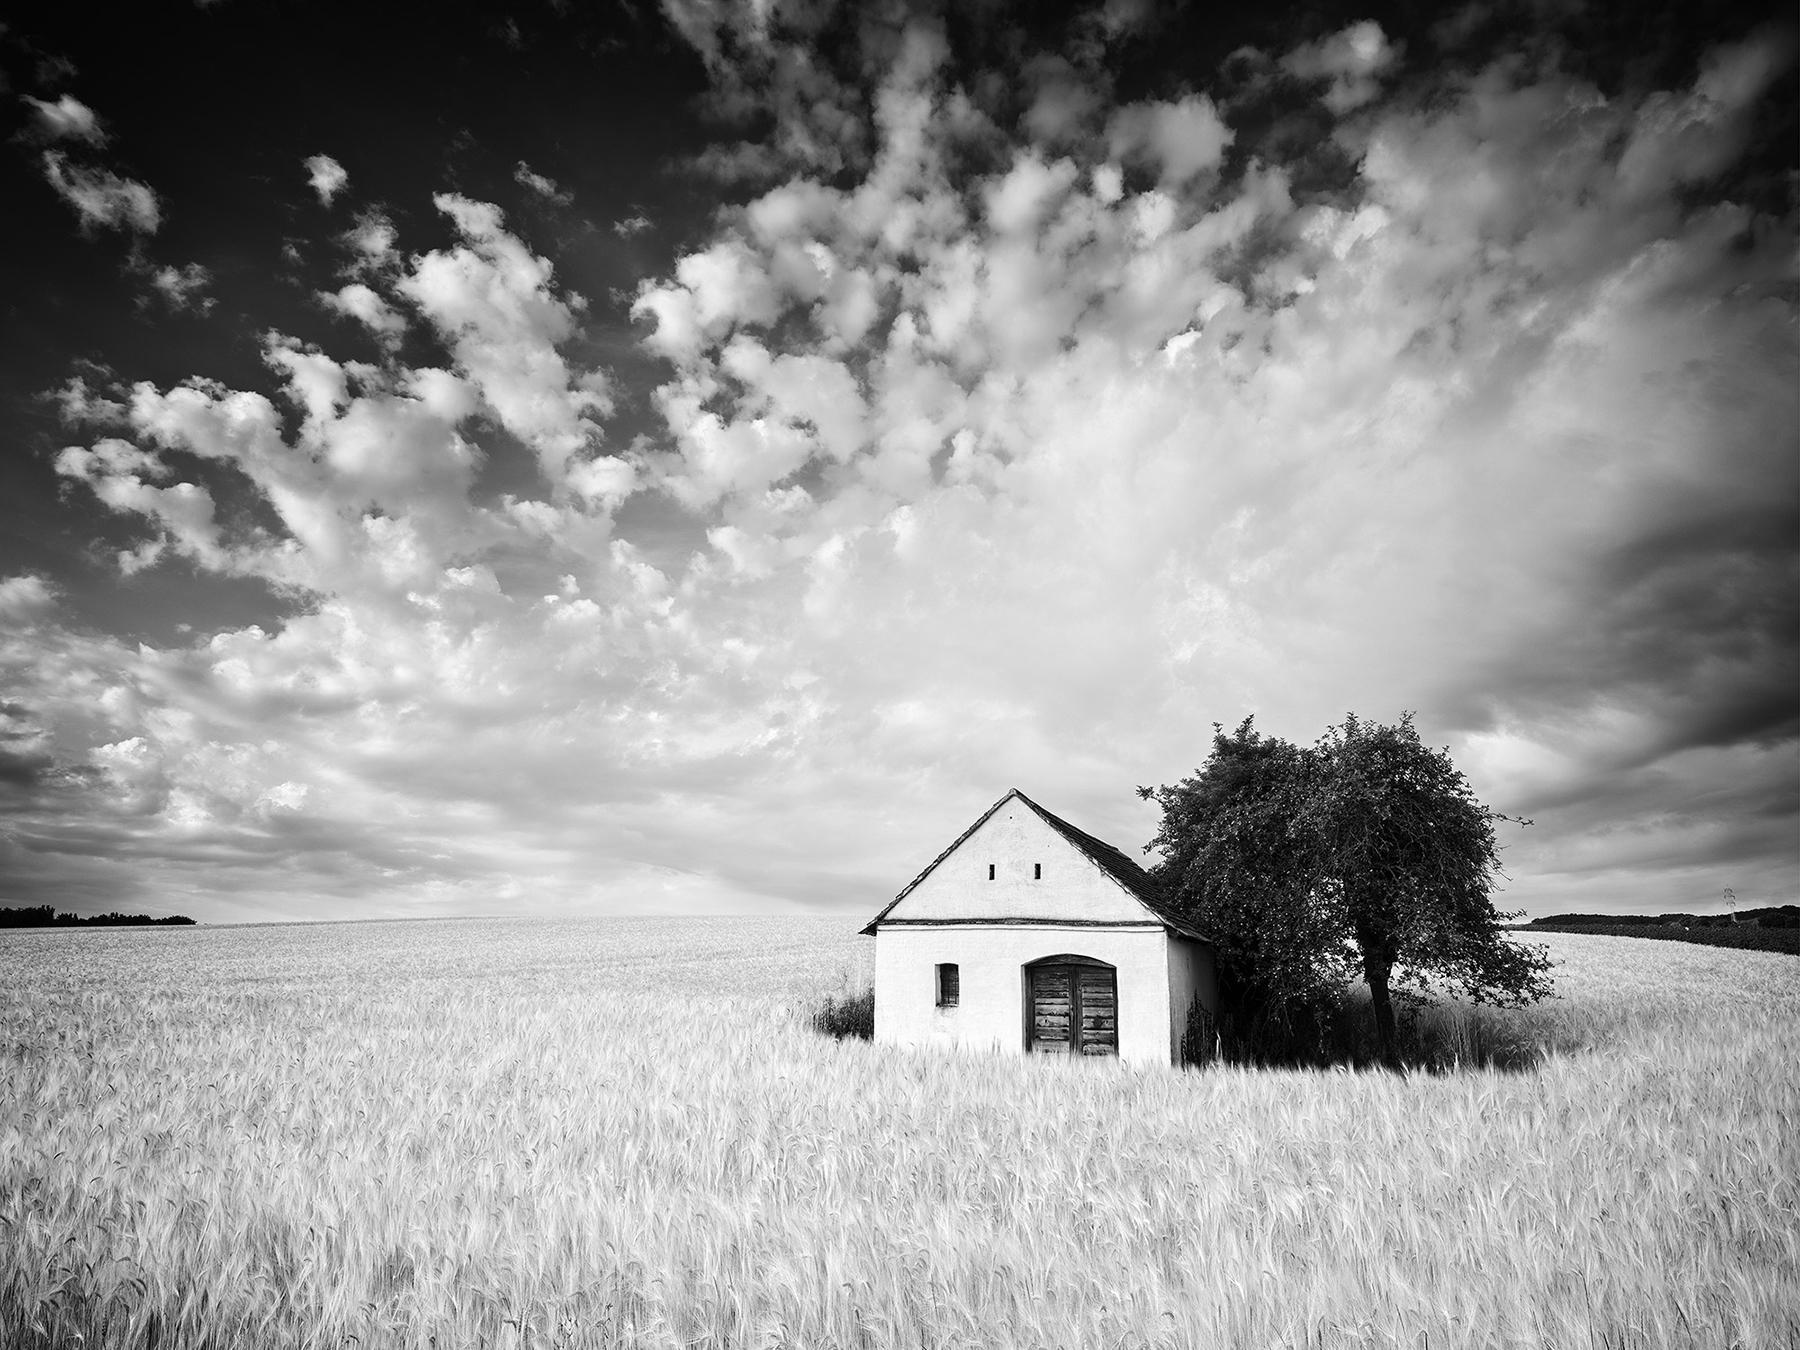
1165,936,1219,1061
873,924,1177,1066
887,799,1150,924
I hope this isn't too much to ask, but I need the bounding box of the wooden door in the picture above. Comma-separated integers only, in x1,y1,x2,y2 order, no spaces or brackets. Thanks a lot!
1029,965,1073,1053
1075,966,1117,1056
1028,962,1117,1056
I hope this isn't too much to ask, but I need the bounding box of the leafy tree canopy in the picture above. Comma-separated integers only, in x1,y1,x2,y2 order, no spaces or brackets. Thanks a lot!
1141,713,1551,1066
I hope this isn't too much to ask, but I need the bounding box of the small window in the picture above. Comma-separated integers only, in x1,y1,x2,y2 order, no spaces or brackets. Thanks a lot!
1034,863,1042,879
987,864,995,880
936,963,960,1008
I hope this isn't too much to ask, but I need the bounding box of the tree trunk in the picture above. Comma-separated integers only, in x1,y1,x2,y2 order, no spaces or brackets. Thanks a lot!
1365,953,1401,1070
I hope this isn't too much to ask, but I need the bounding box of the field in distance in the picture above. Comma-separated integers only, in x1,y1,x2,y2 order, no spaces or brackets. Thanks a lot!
3,916,1796,1349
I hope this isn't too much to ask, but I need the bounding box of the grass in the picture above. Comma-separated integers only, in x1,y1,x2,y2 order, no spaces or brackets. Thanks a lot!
1519,922,1800,957
2,918,1796,1349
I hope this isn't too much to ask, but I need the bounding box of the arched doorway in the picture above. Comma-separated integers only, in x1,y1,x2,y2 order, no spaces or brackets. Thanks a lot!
1025,955,1117,1056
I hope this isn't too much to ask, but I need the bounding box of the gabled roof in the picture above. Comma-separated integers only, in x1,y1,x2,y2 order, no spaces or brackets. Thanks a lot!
860,788,1209,942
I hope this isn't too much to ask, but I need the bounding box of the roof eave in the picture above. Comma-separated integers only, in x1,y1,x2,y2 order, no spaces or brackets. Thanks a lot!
859,787,1026,935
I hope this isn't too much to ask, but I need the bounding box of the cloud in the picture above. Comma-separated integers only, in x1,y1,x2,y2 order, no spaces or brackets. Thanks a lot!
632,236,784,364
1022,55,1108,148
304,153,348,205
513,160,572,205
397,194,622,495
49,373,129,427
1282,20,1398,114
657,0,886,182
1096,0,1154,41
619,16,1797,912
143,262,214,313
54,438,228,571
12,15,1796,920
45,195,630,614
340,210,399,271
41,151,160,234
318,281,407,343
1107,94,1233,185
0,575,58,624
22,93,106,144
613,213,652,237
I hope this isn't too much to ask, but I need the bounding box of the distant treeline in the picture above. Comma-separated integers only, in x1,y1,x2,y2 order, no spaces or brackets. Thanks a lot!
1527,906,1800,930
1512,906,1800,957
0,906,196,928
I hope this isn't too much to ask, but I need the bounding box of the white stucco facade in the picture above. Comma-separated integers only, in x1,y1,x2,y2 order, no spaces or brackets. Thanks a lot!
887,795,1149,924
864,790,1218,1067
1164,932,1219,1061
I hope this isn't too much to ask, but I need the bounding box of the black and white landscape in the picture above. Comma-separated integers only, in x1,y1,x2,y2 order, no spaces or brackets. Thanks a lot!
2,0,1793,924
2,6,1796,1345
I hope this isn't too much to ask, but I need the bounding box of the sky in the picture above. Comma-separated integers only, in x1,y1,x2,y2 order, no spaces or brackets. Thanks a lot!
0,0,1794,924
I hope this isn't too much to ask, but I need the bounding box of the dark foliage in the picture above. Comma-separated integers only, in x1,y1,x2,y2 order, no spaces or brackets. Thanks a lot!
0,906,195,928
807,987,874,1040
1142,714,1552,1068
1179,996,1217,1067
1210,988,1550,1073
1141,719,1354,1035
1308,713,1552,1061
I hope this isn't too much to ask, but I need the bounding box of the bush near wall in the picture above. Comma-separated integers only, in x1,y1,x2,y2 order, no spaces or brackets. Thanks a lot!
808,987,875,1040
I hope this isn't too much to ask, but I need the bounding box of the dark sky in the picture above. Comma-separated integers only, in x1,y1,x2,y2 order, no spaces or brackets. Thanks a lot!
1,0,1794,921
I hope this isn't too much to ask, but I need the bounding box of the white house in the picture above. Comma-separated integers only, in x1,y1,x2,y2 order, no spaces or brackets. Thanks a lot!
862,788,1218,1066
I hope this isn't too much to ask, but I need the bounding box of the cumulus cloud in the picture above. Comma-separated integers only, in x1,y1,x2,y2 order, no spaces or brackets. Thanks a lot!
0,575,58,623
54,438,228,572
50,373,129,427
398,194,622,495
1107,94,1233,185
618,15,1797,913
1022,55,1108,147
11,13,1796,920
318,281,407,343
143,262,214,313
632,236,785,364
340,210,399,271
22,93,106,144
305,153,348,205
45,196,632,619
41,151,160,235
658,0,883,181
1282,20,1398,114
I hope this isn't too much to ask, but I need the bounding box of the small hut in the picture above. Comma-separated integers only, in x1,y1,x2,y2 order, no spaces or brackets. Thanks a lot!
862,788,1217,1066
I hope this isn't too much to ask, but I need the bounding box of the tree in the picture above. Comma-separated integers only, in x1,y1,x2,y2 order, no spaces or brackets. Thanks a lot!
1306,713,1551,1064
1138,718,1353,1056
1141,713,1551,1067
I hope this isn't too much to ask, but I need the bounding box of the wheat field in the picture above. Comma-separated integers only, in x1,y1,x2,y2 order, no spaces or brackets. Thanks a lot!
2,917,1795,1349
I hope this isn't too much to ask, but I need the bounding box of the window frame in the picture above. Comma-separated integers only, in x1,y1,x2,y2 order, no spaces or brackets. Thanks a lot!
935,962,960,1009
